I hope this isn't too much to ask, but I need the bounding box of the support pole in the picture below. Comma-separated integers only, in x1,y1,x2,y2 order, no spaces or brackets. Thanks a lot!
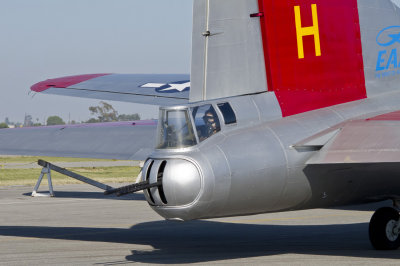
37,159,114,191
32,164,54,197
32,159,118,198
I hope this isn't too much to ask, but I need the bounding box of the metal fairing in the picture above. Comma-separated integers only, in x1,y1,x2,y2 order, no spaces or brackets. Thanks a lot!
146,88,400,220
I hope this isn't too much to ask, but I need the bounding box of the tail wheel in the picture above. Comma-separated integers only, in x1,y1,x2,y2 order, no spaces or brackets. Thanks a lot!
369,207,400,250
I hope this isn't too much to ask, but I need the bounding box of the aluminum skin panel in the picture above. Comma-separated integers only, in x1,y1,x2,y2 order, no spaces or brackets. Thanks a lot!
147,86,400,220
161,159,202,206
214,125,287,215
294,128,340,148
358,0,400,96
190,0,268,102
259,0,366,117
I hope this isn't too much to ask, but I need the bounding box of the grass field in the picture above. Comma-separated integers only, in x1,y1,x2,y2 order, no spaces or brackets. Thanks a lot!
0,156,141,186
0,156,112,164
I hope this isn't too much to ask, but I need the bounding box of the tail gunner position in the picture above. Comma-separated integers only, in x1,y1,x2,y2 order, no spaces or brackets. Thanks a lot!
4,0,400,250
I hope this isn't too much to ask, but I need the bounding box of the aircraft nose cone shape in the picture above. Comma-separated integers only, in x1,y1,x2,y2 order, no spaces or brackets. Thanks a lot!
144,159,202,206
162,159,202,206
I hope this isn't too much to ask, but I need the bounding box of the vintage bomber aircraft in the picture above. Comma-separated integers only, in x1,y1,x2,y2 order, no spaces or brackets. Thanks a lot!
3,0,400,250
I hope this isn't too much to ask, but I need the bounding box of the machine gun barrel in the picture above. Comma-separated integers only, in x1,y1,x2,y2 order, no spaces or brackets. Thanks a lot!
104,179,162,197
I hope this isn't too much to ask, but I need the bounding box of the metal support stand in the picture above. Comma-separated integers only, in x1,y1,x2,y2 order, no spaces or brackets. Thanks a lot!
32,164,54,197
32,159,116,198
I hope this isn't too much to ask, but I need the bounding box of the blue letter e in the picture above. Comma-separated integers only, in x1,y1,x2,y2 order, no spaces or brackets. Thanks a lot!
376,50,387,71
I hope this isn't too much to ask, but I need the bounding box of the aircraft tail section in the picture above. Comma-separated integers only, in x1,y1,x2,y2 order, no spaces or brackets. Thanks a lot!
259,0,366,116
190,0,268,103
190,0,400,117
190,0,367,115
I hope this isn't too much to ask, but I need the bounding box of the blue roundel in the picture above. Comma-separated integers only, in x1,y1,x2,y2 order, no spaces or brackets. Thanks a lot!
155,80,190,93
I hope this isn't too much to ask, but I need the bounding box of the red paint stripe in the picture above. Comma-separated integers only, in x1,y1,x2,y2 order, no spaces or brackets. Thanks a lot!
31,73,110,92
368,111,400,121
258,0,366,117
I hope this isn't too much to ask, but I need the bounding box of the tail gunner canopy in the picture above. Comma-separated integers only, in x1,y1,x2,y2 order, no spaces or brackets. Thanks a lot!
157,105,222,149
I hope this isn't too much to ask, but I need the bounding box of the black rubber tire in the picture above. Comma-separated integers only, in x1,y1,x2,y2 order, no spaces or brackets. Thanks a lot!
369,207,400,250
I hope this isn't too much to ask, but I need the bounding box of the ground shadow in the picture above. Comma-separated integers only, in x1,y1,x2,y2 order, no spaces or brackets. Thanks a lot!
1,220,399,264
332,200,392,212
22,191,145,201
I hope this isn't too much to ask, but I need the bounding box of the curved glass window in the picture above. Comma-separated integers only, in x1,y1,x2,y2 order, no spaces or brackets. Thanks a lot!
217,102,236,124
157,108,197,149
192,105,221,142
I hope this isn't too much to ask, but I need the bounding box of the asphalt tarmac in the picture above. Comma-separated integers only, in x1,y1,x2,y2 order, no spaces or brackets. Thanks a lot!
0,184,400,265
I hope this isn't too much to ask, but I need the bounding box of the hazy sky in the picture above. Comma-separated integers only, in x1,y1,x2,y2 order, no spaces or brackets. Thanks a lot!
0,0,193,124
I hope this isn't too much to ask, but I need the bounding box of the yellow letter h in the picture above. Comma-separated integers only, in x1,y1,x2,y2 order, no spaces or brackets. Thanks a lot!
294,4,321,59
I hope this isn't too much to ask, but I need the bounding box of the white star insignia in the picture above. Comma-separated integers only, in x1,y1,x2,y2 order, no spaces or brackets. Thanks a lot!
159,82,190,92
140,82,190,92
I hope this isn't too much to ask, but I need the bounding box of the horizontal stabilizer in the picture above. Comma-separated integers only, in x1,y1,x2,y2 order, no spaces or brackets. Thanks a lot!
0,121,157,160
307,112,400,164
31,74,190,106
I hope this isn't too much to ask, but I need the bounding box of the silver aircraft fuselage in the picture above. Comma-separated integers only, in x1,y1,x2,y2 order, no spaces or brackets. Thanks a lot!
142,89,400,221
137,0,400,221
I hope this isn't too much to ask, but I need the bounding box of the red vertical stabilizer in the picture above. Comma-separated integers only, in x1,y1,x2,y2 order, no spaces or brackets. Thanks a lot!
258,0,366,117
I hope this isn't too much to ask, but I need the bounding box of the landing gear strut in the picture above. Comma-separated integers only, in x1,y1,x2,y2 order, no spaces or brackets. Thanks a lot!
369,206,400,250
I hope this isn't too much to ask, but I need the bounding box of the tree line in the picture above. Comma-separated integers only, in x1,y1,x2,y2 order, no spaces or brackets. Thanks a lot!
1,101,142,128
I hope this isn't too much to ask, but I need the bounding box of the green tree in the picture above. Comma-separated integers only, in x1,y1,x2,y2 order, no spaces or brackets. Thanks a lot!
47,116,65,126
118,113,141,121
85,118,99,123
33,118,42,127
0,122,9,129
89,101,118,122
